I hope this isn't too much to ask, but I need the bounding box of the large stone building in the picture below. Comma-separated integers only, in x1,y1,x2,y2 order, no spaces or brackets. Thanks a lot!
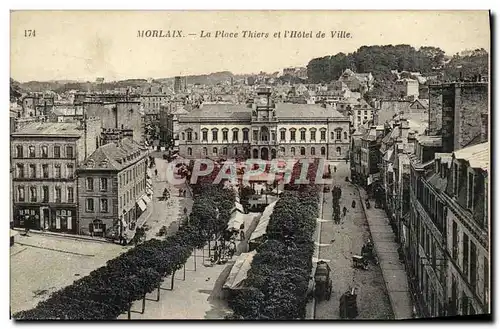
11,118,102,233
176,87,350,160
408,142,489,317
77,138,151,241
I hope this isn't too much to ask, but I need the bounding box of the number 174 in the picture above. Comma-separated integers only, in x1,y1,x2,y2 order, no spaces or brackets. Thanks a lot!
24,30,35,37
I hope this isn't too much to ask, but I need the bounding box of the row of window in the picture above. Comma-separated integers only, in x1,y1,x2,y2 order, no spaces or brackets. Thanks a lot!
17,185,74,203
16,163,74,179
15,144,74,159
86,198,109,213
118,161,146,188
86,177,109,192
182,128,349,143
186,146,343,157
119,179,146,209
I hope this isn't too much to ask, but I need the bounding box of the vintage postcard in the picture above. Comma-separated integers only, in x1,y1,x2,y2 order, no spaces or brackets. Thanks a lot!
9,10,490,320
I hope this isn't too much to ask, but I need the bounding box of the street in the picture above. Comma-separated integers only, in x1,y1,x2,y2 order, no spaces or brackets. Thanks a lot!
314,162,393,319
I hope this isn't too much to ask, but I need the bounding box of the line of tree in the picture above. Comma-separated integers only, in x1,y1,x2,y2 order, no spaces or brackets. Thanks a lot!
228,185,320,319
14,184,235,320
307,45,488,98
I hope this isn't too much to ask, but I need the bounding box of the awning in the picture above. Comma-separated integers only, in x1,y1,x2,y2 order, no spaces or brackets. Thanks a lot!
232,202,244,214
249,200,278,242
137,199,147,211
227,211,246,231
223,251,257,290
142,194,152,204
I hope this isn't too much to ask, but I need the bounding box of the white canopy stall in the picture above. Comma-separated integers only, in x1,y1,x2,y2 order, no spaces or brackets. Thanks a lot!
223,250,257,290
248,200,278,246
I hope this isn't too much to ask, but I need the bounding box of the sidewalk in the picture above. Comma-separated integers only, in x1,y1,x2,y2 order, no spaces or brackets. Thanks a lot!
357,187,413,320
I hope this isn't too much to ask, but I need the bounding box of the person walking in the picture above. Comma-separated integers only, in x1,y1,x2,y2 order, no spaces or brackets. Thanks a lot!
334,165,337,173
343,206,347,217
154,169,158,177
351,200,356,209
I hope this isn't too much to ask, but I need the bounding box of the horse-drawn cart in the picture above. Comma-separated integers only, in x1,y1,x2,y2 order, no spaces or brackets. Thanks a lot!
314,261,332,302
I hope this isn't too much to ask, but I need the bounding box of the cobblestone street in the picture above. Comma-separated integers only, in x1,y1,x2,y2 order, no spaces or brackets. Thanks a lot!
314,162,393,319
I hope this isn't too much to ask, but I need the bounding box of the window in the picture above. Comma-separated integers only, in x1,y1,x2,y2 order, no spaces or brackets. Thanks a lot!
181,132,185,140
336,147,342,156
222,130,229,142
41,146,48,158
16,145,23,158
203,147,208,156
463,233,469,277
16,164,24,178
222,147,228,155
66,146,74,158
119,196,123,208
336,130,342,140
212,129,218,142
470,242,477,292
67,164,74,179
467,172,474,209
42,186,49,202
86,177,94,191
453,163,459,196
232,129,239,142
55,187,61,203
331,132,335,140
29,146,35,158
311,147,315,156
30,186,37,202
100,199,108,212
290,130,296,141
320,130,326,141
291,147,296,156
187,147,192,156
100,177,108,191
212,147,218,156
54,146,60,158
186,130,192,142
86,198,94,212
271,132,276,141
29,164,36,178
92,219,104,233
344,132,348,139
243,129,249,142
280,129,286,141
18,186,25,202
280,147,285,156
67,187,74,203
452,221,458,261
202,130,208,142
321,147,326,156
233,147,238,156
310,130,316,141
40,164,49,178
300,130,306,141
300,147,306,155
253,130,258,141
54,165,61,179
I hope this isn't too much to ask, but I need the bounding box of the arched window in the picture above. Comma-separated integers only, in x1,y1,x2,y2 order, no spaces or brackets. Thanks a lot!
280,147,285,156
310,128,317,141
336,147,342,156
202,147,208,156
181,132,185,140
300,147,306,156
201,128,208,142
232,128,239,142
16,145,23,158
344,132,348,140
211,129,219,142
336,129,342,140
321,147,326,156
252,149,259,159
187,147,192,156
212,147,218,156
222,147,228,155
233,147,238,156
279,128,286,141
291,147,296,156
311,147,315,156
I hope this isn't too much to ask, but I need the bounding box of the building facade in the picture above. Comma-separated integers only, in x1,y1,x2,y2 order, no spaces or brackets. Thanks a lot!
77,138,151,241
176,88,350,161
11,119,102,233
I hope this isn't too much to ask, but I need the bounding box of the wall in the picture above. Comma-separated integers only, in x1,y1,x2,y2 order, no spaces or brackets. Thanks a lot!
455,83,488,150
116,102,143,143
428,85,443,135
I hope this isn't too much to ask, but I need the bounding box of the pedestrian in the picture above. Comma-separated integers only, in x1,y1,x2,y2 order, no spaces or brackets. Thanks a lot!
155,169,158,177
345,158,348,164
334,165,337,173
183,189,186,197
352,200,356,209
343,206,347,217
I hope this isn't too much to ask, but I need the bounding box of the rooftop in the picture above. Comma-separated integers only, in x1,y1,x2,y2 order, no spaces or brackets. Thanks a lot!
454,142,489,171
11,122,84,137
80,138,145,171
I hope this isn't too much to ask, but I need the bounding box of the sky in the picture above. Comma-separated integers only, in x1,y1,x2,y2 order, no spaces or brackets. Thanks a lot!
10,10,490,82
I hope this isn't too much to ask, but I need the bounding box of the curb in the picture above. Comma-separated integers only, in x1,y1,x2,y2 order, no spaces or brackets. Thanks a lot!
12,228,112,244
355,186,396,320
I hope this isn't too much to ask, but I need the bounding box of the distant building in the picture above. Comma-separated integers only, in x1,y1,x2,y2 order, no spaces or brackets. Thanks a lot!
77,139,151,242
395,78,419,99
338,69,374,94
11,118,102,233
177,87,350,160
